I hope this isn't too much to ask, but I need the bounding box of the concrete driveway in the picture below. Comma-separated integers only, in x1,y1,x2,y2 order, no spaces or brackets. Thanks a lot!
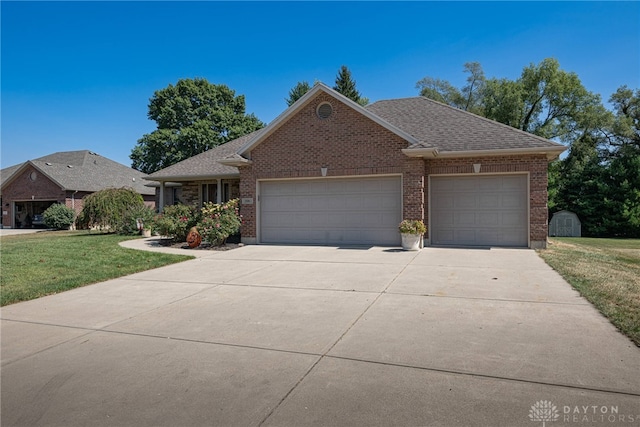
2,244,639,426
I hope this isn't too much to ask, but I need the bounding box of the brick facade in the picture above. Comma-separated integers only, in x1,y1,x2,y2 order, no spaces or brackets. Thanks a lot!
2,164,156,229
239,92,419,242
236,92,551,248
1,165,65,228
424,155,549,247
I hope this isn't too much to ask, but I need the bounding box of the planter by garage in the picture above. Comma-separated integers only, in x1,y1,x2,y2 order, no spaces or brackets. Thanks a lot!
401,233,422,251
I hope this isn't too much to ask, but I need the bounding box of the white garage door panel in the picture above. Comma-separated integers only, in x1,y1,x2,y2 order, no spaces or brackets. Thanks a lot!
431,175,528,247
260,176,402,245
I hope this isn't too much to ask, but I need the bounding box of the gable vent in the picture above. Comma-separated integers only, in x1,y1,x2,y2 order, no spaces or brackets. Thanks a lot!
316,102,333,120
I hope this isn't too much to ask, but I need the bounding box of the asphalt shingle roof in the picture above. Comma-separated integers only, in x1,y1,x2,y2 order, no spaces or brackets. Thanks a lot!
145,130,262,180
145,90,564,181
365,97,563,152
1,150,154,195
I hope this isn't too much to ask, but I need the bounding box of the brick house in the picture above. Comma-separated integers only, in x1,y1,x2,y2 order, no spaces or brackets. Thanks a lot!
146,83,565,248
0,150,155,229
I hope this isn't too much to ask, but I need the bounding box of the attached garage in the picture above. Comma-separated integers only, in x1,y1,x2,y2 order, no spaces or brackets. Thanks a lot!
430,174,528,247
259,176,402,245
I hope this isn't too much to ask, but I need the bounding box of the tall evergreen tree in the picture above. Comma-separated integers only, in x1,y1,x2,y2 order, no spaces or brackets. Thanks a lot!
333,65,368,106
285,81,311,106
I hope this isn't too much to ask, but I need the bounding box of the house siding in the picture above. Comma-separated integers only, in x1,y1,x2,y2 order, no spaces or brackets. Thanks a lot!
425,155,549,248
239,92,416,242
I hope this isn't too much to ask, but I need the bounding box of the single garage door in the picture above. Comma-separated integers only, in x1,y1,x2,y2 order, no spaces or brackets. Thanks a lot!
430,175,528,247
260,176,401,245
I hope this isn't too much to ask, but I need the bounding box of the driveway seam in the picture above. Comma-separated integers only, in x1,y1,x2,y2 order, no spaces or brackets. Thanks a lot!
384,291,590,306
257,250,422,426
5,318,639,400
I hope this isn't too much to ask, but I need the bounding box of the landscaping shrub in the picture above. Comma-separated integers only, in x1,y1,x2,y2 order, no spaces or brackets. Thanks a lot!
42,203,75,230
153,204,200,242
121,204,157,235
198,199,241,245
76,187,146,234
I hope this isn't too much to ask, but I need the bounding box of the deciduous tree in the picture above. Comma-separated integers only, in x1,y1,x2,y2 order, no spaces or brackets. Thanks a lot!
130,78,264,174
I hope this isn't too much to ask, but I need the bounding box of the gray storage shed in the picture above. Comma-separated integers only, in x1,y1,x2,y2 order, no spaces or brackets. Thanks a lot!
549,210,581,237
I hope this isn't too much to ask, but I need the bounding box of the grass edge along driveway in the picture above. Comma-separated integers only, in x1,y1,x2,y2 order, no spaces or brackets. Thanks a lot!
1,231,192,306
538,237,640,347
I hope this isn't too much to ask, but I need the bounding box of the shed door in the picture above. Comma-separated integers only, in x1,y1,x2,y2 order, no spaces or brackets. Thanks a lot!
260,176,401,245
430,175,528,247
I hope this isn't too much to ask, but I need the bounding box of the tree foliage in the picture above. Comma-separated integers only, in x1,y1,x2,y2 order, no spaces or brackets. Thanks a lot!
285,81,312,106
284,66,369,107
416,59,639,237
130,78,265,174
419,58,603,143
333,65,369,106
416,62,485,113
550,88,640,237
77,187,146,234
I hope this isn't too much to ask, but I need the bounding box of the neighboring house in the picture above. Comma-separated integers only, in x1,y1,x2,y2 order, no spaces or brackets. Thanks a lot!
145,83,565,248
0,150,155,229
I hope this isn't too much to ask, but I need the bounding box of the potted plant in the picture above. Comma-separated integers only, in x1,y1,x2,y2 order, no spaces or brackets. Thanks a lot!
135,205,156,237
399,219,426,251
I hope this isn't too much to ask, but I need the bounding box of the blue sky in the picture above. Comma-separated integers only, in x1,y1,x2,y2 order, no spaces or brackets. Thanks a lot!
2,1,639,169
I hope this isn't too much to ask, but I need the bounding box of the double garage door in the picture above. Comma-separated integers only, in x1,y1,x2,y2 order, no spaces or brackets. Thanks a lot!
430,175,528,247
260,176,401,245
259,174,528,247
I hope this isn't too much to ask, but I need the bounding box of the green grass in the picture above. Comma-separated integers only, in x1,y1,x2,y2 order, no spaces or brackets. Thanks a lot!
0,230,193,306
538,237,640,346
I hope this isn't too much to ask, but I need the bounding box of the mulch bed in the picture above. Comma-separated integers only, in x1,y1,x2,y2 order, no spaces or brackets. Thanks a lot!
158,239,243,251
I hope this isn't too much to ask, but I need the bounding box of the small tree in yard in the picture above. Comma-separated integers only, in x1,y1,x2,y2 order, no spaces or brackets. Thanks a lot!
43,204,75,230
77,188,146,234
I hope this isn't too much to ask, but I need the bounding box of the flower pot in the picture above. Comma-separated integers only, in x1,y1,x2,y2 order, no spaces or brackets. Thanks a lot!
401,233,422,251
141,229,152,238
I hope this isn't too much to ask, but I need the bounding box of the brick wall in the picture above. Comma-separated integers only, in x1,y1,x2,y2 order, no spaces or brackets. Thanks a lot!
1,165,65,228
425,155,550,247
234,91,551,248
239,92,416,240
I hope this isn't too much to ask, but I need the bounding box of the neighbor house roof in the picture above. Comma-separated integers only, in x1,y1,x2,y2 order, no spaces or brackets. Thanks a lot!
144,130,262,181
1,150,154,195
365,97,566,158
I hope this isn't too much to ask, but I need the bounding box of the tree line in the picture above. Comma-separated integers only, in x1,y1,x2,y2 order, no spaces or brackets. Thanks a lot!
130,60,639,237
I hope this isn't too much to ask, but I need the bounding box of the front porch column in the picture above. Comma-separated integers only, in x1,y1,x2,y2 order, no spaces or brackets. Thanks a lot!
159,181,165,211
217,179,222,204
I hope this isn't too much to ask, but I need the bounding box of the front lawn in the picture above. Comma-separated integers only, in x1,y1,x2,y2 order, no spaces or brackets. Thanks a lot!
0,231,192,306
538,237,640,346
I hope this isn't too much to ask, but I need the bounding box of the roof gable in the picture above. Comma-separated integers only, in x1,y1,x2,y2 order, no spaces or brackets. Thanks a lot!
237,83,421,157
1,150,154,195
